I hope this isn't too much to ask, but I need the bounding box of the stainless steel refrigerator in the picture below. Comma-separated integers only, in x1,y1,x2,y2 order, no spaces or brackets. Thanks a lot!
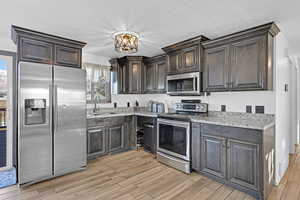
18,62,87,185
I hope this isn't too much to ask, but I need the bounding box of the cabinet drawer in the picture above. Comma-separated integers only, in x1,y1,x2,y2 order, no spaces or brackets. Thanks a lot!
200,123,262,144
55,45,81,68
87,118,106,128
20,37,53,64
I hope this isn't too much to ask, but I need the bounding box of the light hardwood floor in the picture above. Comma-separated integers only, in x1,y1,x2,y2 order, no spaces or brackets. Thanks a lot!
267,145,300,200
0,148,298,200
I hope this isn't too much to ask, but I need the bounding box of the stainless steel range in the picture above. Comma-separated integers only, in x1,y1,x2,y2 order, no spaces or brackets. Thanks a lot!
157,100,208,173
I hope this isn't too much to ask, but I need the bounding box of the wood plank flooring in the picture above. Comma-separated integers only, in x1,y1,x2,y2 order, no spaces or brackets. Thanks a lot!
0,148,299,200
267,145,300,200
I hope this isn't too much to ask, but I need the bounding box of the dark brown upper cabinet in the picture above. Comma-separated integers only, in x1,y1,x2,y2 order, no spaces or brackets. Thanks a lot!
144,54,167,93
19,37,53,64
203,45,230,91
11,25,86,68
54,45,81,68
202,22,280,92
111,56,144,94
162,35,209,75
111,55,166,94
230,36,266,90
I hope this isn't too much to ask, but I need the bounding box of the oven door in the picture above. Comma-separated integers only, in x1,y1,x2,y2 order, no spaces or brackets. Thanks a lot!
157,118,190,161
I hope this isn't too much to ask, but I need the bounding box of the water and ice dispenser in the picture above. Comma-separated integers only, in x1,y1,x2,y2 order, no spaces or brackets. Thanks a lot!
24,99,46,125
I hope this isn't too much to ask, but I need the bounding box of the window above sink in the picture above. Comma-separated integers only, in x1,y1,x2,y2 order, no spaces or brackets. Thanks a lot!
84,63,111,104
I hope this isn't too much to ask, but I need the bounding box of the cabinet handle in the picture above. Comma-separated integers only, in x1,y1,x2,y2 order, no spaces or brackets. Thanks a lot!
144,124,154,128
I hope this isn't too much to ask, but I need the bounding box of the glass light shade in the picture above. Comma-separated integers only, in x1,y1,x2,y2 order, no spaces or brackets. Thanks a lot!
113,31,139,53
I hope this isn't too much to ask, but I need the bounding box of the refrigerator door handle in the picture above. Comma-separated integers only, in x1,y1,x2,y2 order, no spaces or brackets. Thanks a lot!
49,84,53,130
53,84,58,134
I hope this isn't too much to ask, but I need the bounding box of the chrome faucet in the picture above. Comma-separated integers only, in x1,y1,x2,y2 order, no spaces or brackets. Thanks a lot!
93,102,99,113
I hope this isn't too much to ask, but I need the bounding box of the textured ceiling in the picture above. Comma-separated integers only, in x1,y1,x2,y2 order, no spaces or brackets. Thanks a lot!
1,0,300,58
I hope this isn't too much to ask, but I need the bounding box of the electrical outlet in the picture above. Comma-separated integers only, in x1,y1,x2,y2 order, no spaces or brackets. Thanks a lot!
221,105,226,112
246,105,252,113
255,106,265,114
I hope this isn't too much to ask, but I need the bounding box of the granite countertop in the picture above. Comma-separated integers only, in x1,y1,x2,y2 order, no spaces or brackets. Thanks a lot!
87,109,158,119
87,108,274,130
190,111,275,130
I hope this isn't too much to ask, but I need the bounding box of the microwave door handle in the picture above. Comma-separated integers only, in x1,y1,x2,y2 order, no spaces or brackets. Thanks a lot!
193,77,196,91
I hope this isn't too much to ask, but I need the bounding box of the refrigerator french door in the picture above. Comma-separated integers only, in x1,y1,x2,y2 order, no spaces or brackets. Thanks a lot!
18,62,87,185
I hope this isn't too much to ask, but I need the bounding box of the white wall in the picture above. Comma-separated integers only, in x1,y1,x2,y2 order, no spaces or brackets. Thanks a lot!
0,37,16,52
82,53,110,66
274,32,296,184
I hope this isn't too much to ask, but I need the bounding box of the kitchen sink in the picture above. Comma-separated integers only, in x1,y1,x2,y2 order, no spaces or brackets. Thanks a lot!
92,112,117,116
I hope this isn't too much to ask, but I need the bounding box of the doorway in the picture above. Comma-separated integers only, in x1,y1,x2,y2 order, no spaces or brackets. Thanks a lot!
0,50,16,188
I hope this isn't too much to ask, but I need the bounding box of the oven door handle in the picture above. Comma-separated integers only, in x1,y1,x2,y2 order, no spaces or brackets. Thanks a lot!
157,118,190,128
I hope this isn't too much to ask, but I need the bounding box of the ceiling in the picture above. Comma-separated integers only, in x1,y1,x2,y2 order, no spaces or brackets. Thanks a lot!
1,0,300,59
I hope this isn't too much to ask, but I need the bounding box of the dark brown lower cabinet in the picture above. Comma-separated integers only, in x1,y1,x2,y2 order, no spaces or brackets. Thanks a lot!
87,127,107,159
227,139,259,191
201,134,226,179
192,123,275,200
108,125,125,153
87,116,133,160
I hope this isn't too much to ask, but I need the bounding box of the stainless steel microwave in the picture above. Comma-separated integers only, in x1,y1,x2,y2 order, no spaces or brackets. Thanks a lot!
166,72,201,95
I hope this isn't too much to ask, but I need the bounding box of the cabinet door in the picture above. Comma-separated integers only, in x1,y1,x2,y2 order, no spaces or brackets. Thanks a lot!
203,45,230,91
228,139,259,191
201,134,227,179
20,37,53,64
191,123,201,172
156,61,167,91
143,123,155,153
145,63,156,92
117,64,129,94
87,128,107,158
230,36,266,90
181,46,199,72
108,125,124,152
129,62,142,93
55,45,81,68
168,51,181,74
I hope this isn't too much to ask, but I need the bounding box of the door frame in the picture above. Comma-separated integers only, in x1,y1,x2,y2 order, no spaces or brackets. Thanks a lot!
0,50,17,170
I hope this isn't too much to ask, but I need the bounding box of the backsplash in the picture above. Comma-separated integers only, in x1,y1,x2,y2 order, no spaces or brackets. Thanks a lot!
88,90,275,114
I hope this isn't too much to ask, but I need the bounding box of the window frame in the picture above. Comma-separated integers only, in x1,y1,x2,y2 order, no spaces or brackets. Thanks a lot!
0,50,16,171
83,62,111,104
